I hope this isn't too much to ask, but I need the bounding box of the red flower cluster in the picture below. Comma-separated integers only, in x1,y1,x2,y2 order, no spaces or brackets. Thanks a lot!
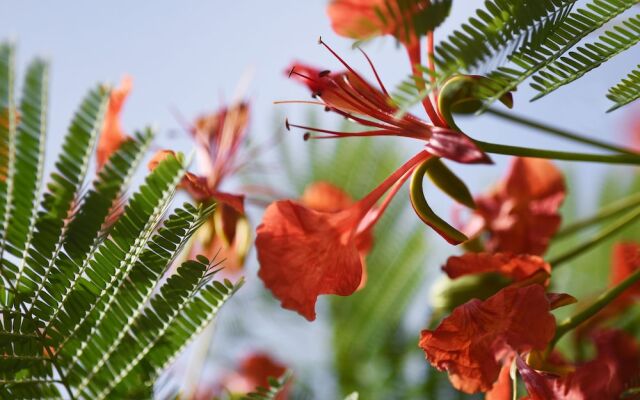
256,28,499,319
422,156,640,397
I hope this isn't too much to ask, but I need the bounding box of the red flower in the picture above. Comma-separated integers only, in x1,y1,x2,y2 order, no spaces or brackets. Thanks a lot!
443,252,551,285
327,0,428,48
464,157,566,255
419,284,556,394
514,330,640,400
198,352,289,400
284,41,490,165
256,151,430,320
97,76,132,169
148,103,251,271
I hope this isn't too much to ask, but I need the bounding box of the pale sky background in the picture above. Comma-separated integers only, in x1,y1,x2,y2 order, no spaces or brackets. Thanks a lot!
2,1,639,398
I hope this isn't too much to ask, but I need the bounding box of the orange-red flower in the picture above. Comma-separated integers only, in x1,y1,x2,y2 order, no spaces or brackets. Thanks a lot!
196,352,289,400
443,252,551,285
256,151,430,320
300,181,373,290
97,76,132,169
514,330,640,400
419,284,557,394
286,55,490,164
464,157,566,255
327,0,428,48
148,102,251,272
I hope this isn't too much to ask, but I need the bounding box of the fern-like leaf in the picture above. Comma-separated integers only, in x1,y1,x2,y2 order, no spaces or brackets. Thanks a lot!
45,153,186,353
0,43,16,296
531,13,640,100
2,57,49,290
0,42,243,399
113,277,244,397
31,130,153,327
80,256,235,399
435,0,577,75
607,64,640,111
65,202,214,391
14,84,109,301
485,0,637,108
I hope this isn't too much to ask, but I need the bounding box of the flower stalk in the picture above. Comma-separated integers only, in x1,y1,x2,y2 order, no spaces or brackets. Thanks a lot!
554,192,640,240
548,206,640,268
476,140,640,165
485,108,638,156
552,264,640,346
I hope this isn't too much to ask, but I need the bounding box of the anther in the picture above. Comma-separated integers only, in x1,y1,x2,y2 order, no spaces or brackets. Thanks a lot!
319,70,331,77
303,132,311,141
284,118,290,131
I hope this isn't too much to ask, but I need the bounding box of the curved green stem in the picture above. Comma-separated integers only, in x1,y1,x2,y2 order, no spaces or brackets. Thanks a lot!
476,140,640,165
554,192,640,240
410,158,468,245
549,206,640,268
485,108,638,156
552,265,640,346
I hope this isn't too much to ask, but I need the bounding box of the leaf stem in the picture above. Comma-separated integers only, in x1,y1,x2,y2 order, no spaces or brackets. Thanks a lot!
548,206,640,268
485,108,637,155
476,140,640,165
552,264,640,346
554,192,640,240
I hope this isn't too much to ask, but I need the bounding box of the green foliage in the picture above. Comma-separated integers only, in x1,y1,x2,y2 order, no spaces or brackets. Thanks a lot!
607,64,640,111
435,0,577,75
530,13,640,100
394,0,639,115
0,43,241,399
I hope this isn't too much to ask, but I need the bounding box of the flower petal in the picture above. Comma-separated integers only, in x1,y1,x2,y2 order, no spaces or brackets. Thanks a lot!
520,330,640,399
515,355,557,400
97,76,132,169
443,252,550,284
485,362,513,400
256,200,362,321
300,181,354,212
419,284,556,394
472,157,565,255
611,242,640,296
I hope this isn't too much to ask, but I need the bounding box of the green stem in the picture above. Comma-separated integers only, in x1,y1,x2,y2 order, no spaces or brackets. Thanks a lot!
485,108,638,156
552,265,640,345
554,192,640,240
476,140,640,165
548,206,640,268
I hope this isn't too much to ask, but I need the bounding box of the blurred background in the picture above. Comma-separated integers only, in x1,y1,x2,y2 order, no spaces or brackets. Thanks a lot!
2,1,639,398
